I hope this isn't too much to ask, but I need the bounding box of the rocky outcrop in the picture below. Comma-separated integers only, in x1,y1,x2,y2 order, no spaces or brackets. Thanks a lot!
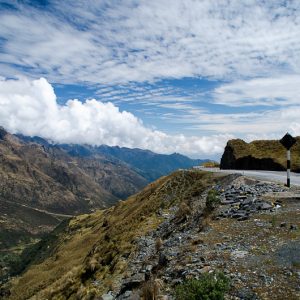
221,138,300,172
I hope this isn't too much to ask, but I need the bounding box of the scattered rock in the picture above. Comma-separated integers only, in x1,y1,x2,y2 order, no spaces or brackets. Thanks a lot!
117,290,140,300
117,175,297,299
290,224,298,230
235,288,259,300
158,252,168,267
101,292,114,300
258,202,273,210
120,273,145,294
217,182,284,220
198,266,212,273
231,250,249,259
275,241,300,268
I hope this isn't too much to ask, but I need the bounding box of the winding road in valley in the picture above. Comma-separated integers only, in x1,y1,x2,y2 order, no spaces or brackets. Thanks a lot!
0,198,74,219
197,167,300,186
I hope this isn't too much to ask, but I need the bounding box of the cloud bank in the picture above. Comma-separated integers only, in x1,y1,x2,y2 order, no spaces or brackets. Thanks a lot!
0,77,230,157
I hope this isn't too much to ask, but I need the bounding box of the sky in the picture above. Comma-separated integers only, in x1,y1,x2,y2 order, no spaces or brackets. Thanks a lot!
0,0,300,159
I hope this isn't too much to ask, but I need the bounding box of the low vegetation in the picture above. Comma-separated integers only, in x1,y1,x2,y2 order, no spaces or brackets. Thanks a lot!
201,161,220,168
206,189,220,211
6,170,214,299
141,279,162,300
174,272,230,300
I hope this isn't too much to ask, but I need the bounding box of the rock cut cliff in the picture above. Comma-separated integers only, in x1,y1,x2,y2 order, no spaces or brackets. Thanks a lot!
220,138,300,172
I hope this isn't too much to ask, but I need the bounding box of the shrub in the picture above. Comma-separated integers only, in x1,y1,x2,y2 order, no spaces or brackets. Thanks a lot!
142,279,163,300
206,190,220,211
201,161,220,168
175,202,191,222
155,237,163,252
174,272,230,300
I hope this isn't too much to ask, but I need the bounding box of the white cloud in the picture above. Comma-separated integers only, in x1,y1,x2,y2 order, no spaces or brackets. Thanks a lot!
1,2,300,151
213,75,300,106
1,1,300,84
169,106,300,138
0,77,229,157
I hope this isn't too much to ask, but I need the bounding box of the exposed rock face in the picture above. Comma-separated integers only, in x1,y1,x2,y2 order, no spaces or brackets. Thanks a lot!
220,138,300,172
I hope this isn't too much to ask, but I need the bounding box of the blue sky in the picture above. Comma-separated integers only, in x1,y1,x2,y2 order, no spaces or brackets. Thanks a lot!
0,0,300,158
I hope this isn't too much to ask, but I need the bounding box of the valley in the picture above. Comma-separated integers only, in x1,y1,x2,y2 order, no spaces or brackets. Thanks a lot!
0,128,205,286
1,2,300,299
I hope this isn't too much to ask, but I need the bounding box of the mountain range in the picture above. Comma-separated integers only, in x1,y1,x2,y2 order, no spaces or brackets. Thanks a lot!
3,169,299,299
0,127,206,279
19,135,206,182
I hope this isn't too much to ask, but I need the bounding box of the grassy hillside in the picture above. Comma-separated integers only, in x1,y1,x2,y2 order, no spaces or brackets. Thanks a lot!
221,137,300,172
0,129,148,281
1,128,205,283
3,170,300,299
6,170,214,299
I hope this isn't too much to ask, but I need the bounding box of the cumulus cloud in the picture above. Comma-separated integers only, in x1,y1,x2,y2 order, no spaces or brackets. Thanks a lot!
1,1,300,84
0,77,230,157
1,1,300,151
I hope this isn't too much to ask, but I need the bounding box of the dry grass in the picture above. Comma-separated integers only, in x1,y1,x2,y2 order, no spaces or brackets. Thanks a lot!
155,238,163,252
141,278,163,300
8,170,214,299
174,202,191,223
228,137,300,171
201,161,220,168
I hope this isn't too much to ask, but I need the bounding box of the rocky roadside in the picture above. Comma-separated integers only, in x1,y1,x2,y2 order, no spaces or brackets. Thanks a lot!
101,175,300,300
